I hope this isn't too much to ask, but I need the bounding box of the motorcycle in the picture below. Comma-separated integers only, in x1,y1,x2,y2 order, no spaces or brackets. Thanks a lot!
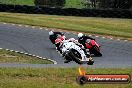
85,39,102,57
62,40,94,65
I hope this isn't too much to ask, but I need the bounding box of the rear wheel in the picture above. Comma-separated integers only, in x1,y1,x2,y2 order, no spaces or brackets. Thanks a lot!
93,46,102,57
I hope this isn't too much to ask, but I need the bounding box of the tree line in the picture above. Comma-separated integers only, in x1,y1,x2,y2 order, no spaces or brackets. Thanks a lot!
34,0,132,9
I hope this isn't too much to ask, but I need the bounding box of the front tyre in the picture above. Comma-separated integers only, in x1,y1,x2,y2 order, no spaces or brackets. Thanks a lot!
68,49,83,64
64,53,72,61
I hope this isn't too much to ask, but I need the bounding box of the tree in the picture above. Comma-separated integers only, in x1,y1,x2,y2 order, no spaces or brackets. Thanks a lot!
34,0,66,7
98,0,132,9
90,0,96,8
113,0,132,9
81,0,97,8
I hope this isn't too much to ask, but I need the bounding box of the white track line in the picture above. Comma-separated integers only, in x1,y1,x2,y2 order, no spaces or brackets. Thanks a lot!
10,50,14,52
102,37,105,39
95,36,99,38
39,28,43,29
28,54,32,56
39,57,43,59
18,25,22,27
32,26,35,29
124,40,128,42
110,38,113,40
45,29,48,30
12,24,15,26
20,52,24,54
32,55,36,57
36,56,40,58
5,49,9,51
25,25,29,27
24,53,28,55
117,39,120,41
15,51,19,53
3,23,7,24
0,48,57,64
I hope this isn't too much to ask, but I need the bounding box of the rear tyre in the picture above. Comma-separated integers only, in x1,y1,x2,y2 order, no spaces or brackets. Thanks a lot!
94,46,102,57
63,52,72,63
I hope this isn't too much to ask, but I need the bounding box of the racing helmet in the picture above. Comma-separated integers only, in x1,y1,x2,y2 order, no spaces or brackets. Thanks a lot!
49,31,54,35
78,33,83,38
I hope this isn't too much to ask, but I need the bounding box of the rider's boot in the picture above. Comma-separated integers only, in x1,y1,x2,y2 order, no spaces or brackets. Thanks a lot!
82,49,90,57
81,56,89,61
81,54,93,62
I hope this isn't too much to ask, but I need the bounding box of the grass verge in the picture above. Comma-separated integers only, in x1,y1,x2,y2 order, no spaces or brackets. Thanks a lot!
0,12,132,38
0,67,131,88
0,49,53,64
0,0,34,6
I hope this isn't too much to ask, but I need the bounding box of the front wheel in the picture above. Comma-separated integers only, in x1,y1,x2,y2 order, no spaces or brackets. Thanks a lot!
64,53,72,61
68,49,83,64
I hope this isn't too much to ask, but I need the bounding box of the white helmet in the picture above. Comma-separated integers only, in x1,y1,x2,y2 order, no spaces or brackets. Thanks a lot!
49,31,54,35
78,33,83,38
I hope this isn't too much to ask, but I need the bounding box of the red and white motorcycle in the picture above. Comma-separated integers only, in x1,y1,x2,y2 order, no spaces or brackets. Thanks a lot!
61,39,94,65
85,39,102,57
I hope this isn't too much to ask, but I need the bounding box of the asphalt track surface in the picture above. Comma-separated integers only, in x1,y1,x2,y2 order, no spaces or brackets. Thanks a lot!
0,23,132,68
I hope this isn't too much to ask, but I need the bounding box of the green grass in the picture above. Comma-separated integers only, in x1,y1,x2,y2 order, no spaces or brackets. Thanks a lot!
0,0,34,6
0,0,84,8
0,49,53,64
65,0,84,8
0,12,132,38
0,67,131,88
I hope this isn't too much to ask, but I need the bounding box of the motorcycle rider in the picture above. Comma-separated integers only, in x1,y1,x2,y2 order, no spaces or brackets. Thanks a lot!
55,38,77,55
68,38,86,50
78,33,95,49
49,31,65,44
68,38,91,58
55,38,71,63
55,38,63,54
